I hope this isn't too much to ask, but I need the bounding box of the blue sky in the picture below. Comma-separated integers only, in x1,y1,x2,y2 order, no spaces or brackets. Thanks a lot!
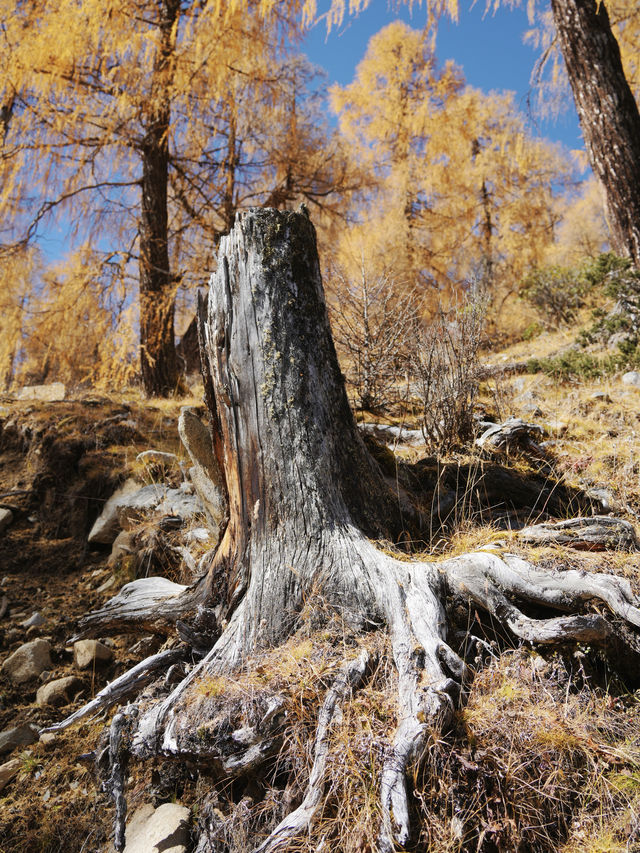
302,2,584,154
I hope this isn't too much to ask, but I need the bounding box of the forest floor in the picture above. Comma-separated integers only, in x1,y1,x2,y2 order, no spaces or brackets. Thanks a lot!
2,329,640,852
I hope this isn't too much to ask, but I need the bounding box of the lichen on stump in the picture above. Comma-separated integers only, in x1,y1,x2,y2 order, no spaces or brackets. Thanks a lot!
72,208,640,852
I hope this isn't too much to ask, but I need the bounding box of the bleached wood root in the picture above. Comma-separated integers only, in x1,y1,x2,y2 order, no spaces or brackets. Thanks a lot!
113,534,640,851
75,577,194,639
253,650,372,853
445,551,640,630
40,648,183,734
108,703,138,853
476,417,545,453
518,516,639,551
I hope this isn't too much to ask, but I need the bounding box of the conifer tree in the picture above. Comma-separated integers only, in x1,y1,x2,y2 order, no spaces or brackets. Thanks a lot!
0,1,345,395
331,22,573,311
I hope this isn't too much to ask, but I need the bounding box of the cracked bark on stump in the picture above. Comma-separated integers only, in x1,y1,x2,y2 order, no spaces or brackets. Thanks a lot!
74,208,640,852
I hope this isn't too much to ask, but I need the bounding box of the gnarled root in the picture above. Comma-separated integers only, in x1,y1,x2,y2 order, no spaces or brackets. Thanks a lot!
75,577,191,639
61,540,640,852
253,650,373,853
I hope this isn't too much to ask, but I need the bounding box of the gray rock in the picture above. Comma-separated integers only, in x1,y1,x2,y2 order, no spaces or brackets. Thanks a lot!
622,370,640,388
16,382,66,402
116,484,171,529
0,757,21,792
178,410,226,540
73,639,113,670
0,508,13,534
545,419,568,435
586,487,617,513
1,638,52,683
155,489,204,520
108,530,137,567
36,675,85,706
89,481,181,544
124,802,190,853
21,612,45,629
87,478,143,544
0,724,39,756
39,731,57,746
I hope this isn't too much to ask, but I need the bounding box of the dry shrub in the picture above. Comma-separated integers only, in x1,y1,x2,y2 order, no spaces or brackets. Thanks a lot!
328,261,417,412
412,284,487,451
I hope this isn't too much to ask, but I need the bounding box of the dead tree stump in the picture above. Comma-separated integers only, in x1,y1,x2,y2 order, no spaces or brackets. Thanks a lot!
71,208,640,852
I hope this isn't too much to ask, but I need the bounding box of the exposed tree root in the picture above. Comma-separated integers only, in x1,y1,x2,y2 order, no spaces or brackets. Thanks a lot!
253,650,373,853
40,647,183,735
67,537,638,850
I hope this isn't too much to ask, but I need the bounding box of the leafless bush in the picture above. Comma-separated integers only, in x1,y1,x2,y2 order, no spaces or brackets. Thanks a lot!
328,261,418,412
412,284,487,451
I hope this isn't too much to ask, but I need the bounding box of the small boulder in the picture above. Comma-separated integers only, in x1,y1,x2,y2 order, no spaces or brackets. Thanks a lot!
136,450,180,475
73,639,113,670
155,488,204,520
124,802,190,853
36,675,85,706
622,371,640,388
108,530,137,567
87,478,142,544
21,612,45,629
0,724,39,756
116,484,171,529
1,638,52,683
17,382,66,402
0,508,13,534
89,482,176,543
0,757,21,792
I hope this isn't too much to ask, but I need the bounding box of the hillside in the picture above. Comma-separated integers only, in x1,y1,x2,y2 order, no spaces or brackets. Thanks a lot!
2,253,640,852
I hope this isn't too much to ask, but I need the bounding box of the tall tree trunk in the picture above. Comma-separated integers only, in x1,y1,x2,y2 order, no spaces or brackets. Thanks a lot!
138,0,180,397
76,208,640,852
550,0,640,266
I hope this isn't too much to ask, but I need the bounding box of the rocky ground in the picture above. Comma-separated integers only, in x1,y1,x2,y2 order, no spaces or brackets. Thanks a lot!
2,363,640,853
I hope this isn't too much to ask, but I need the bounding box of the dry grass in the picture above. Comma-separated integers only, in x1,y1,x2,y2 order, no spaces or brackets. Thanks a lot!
409,649,640,853
0,720,113,853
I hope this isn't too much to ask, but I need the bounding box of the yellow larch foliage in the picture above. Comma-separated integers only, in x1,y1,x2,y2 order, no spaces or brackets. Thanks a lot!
0,0,349,390
331,21,575,320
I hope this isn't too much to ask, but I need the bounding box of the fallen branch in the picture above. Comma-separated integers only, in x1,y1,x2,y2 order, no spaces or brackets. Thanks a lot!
518,516,638,551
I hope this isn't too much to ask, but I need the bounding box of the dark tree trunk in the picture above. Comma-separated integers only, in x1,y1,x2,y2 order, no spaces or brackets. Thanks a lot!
76,208,640,852
550,0,640,266
138,0,180,397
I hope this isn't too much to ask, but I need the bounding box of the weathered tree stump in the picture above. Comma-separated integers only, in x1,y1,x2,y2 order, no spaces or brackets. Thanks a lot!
69,209,640,852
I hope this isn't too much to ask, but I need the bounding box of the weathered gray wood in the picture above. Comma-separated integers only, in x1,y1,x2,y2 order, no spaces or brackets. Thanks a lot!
476,417,545,453
75,577,195,639
518,516,638,551
253,651,372,853
40,648,183,734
